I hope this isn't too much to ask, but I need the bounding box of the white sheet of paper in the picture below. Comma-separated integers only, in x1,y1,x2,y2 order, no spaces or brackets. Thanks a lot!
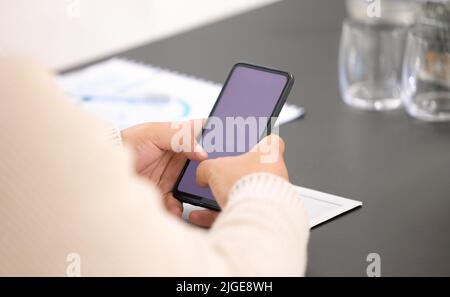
58,58,305,129
183,186,362,228
294,186,362,227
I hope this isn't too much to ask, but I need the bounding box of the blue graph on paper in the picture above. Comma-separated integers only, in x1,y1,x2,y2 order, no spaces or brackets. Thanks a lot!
77,94,191,129
58,58,221,129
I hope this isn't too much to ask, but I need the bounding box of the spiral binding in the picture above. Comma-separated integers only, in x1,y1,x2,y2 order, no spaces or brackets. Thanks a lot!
118,57,222,88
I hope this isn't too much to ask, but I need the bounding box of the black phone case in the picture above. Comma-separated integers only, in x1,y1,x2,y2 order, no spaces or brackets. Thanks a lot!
172,62,295,211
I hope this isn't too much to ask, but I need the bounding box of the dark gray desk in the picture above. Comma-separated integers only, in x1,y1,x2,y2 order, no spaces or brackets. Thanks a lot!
71,0,450,276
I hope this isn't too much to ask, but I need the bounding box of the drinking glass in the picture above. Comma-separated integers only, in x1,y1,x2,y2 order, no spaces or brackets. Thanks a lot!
401,23,450,121
339,18,408,110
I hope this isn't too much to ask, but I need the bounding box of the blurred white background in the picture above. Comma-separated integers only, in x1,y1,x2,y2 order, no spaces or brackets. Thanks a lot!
0,0,278,70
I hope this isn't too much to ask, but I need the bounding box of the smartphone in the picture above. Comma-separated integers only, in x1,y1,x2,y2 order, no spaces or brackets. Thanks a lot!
173,63,294,211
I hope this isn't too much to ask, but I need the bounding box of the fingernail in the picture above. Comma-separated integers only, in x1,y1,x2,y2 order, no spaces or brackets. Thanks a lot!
195,144,208,158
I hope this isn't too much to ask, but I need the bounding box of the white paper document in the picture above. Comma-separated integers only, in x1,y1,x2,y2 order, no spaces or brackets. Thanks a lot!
59,58,305,129
294,186,362,227
184,186,362,228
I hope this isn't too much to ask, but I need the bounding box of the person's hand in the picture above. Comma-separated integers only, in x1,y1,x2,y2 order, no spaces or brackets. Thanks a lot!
121,121,218,226
196,134,288,208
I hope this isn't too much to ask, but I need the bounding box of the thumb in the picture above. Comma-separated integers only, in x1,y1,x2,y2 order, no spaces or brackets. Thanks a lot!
169,119,208,161
196,160,213,188
182,139,208,161
184,118,208,161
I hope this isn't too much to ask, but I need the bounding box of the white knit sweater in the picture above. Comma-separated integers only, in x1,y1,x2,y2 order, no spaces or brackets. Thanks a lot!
0,57,309,276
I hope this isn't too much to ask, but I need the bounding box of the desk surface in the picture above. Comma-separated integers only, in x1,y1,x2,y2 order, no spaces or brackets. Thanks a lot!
72,0,450,276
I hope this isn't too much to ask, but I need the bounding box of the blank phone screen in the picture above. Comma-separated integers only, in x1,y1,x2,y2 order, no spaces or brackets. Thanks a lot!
176,64,289,201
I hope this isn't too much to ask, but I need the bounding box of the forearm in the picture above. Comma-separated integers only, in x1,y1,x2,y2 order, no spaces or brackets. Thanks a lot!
0,57,309,276
207,173,309,276
109,173,309,276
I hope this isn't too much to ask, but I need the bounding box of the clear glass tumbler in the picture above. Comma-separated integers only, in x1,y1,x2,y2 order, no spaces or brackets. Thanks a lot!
401,23,450,122
339,18,408,110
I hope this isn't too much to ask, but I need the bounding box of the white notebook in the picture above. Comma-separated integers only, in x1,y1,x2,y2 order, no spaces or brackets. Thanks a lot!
59,58,361,227
59,58,305,129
